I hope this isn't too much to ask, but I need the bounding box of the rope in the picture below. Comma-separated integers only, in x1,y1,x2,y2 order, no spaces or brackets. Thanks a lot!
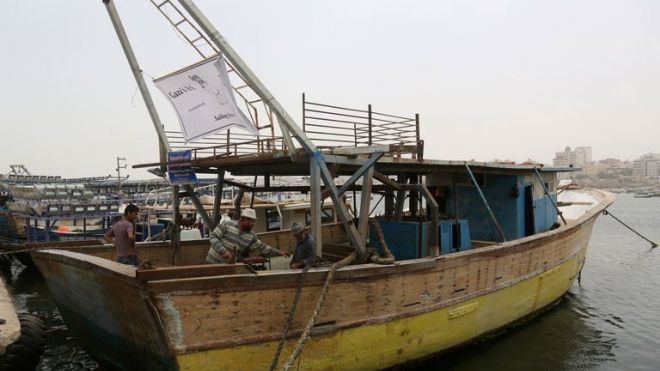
603,209,658,248
269,265,310,371
282,251,357,371
368,219,395,264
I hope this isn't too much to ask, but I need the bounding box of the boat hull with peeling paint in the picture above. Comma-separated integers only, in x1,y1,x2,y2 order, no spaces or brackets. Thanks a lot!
32,188,613,370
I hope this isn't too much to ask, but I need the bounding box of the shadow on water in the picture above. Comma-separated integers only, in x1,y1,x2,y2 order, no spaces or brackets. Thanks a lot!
7,264,98,370
2,194,657,370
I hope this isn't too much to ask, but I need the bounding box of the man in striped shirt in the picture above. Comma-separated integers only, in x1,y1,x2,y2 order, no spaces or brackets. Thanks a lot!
206,208,289,264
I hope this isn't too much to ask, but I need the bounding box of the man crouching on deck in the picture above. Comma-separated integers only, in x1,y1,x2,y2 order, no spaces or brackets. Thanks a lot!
206,208,289,264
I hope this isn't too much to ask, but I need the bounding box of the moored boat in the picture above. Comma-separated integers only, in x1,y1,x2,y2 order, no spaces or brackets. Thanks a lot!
31,166,613,370
30,1,615,369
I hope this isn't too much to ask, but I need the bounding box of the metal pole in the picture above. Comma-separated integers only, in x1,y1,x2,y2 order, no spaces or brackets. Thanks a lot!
250,176,257,208
533,168,567,225
357,166,374,247
212,170,225,228
329,152,384,199
453,173,459,225
310,155,323,257
394,174,406,219
183,184,213,229
464,164,507,242
315,153,367,259
45,220,50,242
177,0,317,153
302,92,306,132
103,0,171,152
368,104,372,145
417,185,439,257
172,185,181,264
177,0,371,256
25,217,30,242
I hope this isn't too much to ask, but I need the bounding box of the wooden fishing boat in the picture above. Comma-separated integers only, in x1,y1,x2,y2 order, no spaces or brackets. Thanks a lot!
30,1,615,369
31,167,613,370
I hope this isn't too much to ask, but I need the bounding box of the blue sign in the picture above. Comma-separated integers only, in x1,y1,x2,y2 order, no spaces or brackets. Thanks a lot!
167,150,197,185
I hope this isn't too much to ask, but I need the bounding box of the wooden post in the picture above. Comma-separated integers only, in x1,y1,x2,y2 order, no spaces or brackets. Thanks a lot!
310,154,323,257
357,166,374,246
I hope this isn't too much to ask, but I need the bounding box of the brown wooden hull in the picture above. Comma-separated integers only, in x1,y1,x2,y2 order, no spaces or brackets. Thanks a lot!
32,189,613,370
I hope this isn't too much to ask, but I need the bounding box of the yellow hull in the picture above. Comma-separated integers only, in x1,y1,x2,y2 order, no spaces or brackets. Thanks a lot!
178,253,580,370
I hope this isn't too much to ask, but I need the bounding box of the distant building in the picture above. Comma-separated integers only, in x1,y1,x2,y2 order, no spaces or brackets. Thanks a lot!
633,153,660,178
586,158,633,177
553,146,592,168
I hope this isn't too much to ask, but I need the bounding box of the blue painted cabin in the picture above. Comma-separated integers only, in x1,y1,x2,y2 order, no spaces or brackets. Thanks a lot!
370,168,560,260
440,172,558,241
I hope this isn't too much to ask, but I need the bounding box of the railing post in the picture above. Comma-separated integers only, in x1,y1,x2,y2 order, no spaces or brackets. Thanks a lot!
302,92,306,132
368,104,372,145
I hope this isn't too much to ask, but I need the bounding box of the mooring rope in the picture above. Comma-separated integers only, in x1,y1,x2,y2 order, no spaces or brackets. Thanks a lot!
368,219,396,265
603,209,658,248
269,265,311,371
281,251,357,371
276,218,395,369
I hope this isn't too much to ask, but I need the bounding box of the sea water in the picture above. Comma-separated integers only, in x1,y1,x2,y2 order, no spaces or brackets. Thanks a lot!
6,193,659,370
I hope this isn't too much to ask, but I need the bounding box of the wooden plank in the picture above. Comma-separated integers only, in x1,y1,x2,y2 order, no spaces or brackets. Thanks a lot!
136,264,253,281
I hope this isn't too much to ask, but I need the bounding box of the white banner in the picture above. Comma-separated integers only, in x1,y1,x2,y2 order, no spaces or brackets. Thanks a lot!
154,56,257,142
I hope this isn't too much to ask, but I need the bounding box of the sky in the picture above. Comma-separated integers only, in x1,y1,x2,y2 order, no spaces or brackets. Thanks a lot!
2,0,659,179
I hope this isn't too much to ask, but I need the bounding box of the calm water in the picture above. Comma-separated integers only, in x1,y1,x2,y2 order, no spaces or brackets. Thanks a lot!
6,193,660,370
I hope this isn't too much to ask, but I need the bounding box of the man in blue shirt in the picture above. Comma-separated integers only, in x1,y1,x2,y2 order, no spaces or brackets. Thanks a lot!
289,223,316,269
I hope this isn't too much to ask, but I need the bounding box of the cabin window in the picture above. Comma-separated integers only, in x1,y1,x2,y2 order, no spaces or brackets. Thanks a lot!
305,208,335,226
266,208,281,231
